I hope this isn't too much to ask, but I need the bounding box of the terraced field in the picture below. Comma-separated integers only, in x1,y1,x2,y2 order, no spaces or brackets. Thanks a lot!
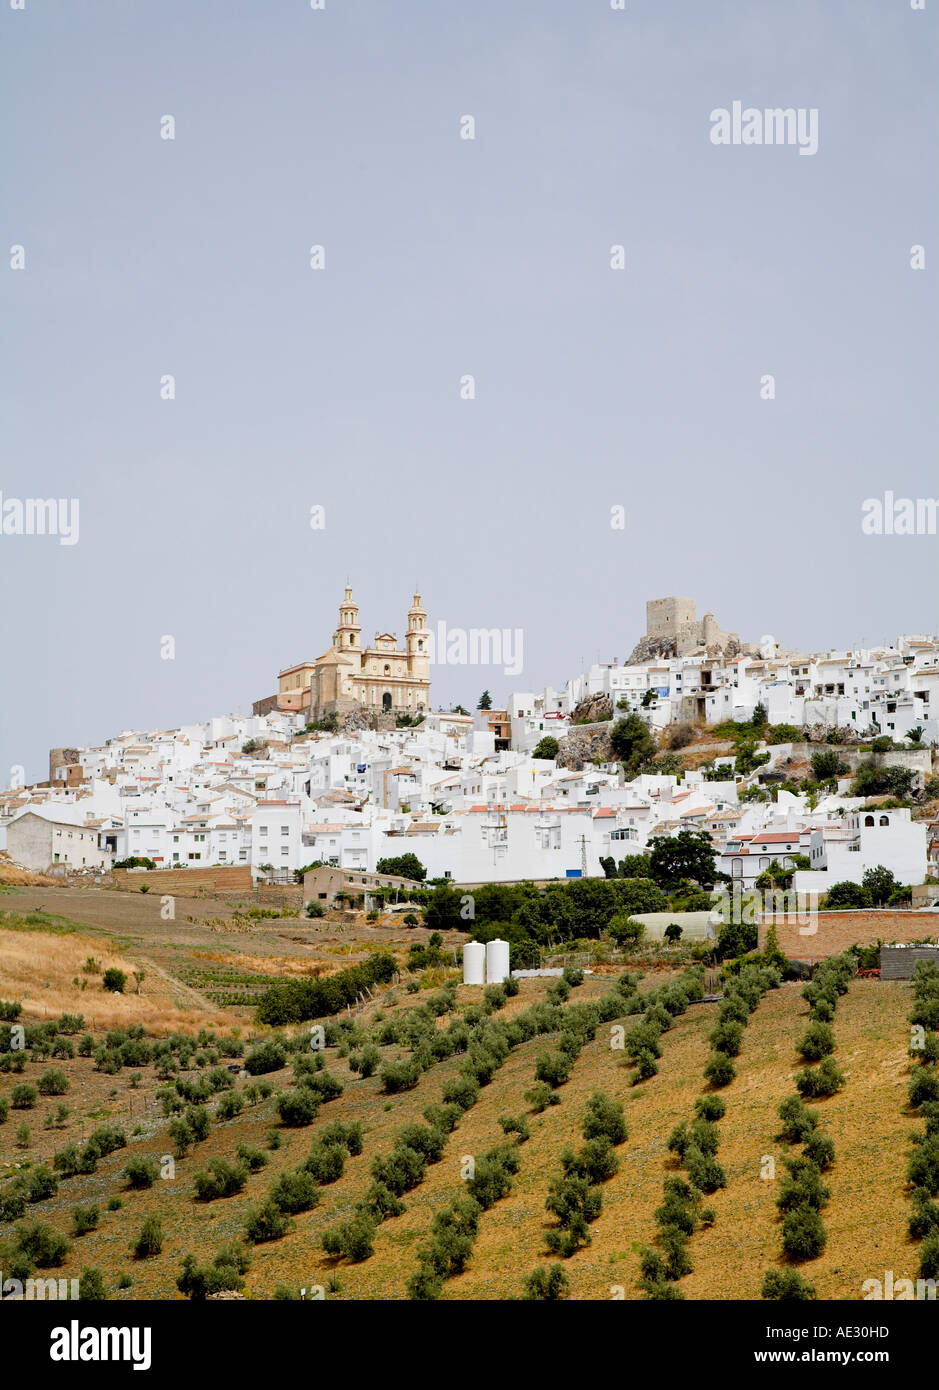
0,914,919,1300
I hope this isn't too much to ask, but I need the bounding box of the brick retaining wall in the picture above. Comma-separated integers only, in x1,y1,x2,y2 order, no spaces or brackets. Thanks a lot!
111,866,253,895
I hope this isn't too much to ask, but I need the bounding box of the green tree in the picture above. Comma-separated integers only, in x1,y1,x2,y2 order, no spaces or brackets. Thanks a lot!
609,714,656,773
523,1264,570,1300
811,750,848,781
754,856,809,891
77,1267,108,1300
649,831,717,889
375,853,426,882
862,864,901,907
477,690,492,710
532,736,559,760
608,914,645,946
823,881,872,909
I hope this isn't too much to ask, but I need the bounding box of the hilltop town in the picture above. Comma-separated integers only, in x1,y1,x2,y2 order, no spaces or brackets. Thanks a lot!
2,593,937,903
2,595,939,1310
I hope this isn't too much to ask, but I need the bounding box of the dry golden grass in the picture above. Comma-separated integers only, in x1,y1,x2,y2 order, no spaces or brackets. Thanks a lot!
0,857,58,886
190,950,331,979
0,927,241,1034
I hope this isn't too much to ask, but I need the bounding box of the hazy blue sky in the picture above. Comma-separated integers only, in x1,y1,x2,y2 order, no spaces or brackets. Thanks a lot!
2,0,936,782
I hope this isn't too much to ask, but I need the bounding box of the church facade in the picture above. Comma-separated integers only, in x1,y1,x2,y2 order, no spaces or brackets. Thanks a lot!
277,588,431,721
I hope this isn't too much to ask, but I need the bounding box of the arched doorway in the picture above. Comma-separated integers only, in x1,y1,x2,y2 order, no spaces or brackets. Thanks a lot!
382,692,392,711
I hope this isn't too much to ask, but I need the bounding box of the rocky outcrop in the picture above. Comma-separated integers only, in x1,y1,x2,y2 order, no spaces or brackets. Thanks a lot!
338,709,396,734
556,724,613,770
569,694,614,725
803,723,863,746
627,635,676,664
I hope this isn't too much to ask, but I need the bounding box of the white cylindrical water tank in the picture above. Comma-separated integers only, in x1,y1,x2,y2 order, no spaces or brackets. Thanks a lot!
463,940,486,986
485,938,510,985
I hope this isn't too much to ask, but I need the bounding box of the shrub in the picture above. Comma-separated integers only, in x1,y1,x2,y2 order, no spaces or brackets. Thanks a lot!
703,1052,736,1088
167,1118,193,1158
102,969,127,993
71,1204,100,1237
498,1113,531,1142
630,1049,659,1085
77,1268,108,1301
318,1119,364,1156
106,1196,123,1212
244,1039,287,1075
235,1143,268,1174
762,1269,817,1300
322,1212,376,1263
781,1205,827,1261
694,1094,726,1123
243,1199,291,1244
370,1146,426,1197
184,1106,210,1142
26,1166,59,1202
625,1020,663,1061
802,1130,836,1170
466,1146,520,1209
919,1232,939,1280
349,1044,382,1078
525,1080,561,1113
684,1147,726,1194
270,1169,321,1214
777,1095,819,1144
909,1189,939,1238
797,1022,836,1062
414,1197,480,1280
177,1247,249,1299
660,1223,693,1279
255,952,397,1025
37,1069,69,1096
523,1263,571,1300
122,1156,160,1189
776,1159,830,1214
910,1067,939,1109
582,1092,628,1145
132,1214,164,1259
193,1158,248,1201
15,1221,71,1268
544,1172,602,1255
276,1089,321,1127
443,1074,481,1111
795,1057,845,1099
708,1020,744,1057
908,1136,939,1193
379,1058,422,1094
364,1181,406,1221
11,1083,38,1110
216,1091,246,1121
